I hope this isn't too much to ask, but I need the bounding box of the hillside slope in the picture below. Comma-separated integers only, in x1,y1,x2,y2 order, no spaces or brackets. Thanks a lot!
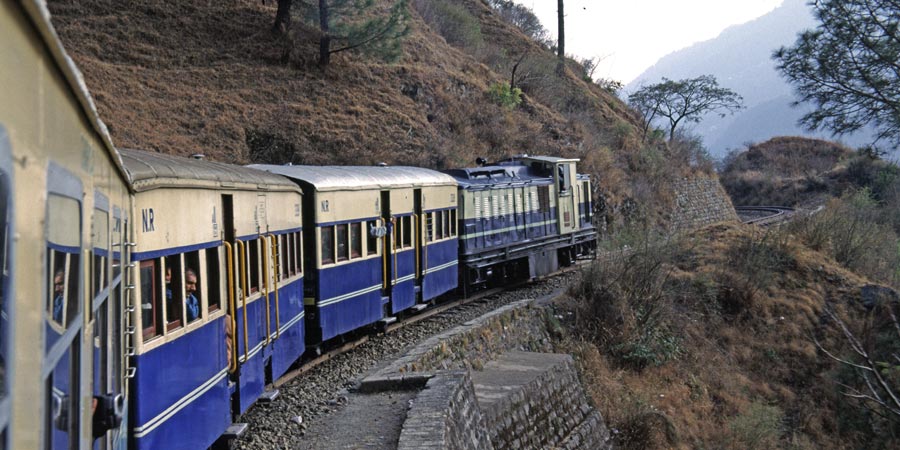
565,222,900,449
47,0,713,229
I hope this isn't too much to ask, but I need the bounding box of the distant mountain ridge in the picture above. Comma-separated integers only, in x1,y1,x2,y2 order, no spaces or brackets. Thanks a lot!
627,0,878,158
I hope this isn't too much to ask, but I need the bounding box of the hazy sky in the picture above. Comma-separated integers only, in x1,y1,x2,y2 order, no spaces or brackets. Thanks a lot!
514,0,785,84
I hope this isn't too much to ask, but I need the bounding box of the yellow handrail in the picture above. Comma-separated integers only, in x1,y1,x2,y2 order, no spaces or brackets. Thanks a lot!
413,214,419,279
423,213,428,275
236,240,249,363
392,217,398,286
224,242,237,373
269,235,281,339
381,219,388,290
261,237,271,346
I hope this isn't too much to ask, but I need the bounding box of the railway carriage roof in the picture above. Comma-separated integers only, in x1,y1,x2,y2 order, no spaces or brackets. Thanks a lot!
120,149,299,192
444,156,583,189
248,165,457,191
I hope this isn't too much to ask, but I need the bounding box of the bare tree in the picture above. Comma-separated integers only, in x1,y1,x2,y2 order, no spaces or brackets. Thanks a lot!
815,297,900,425
628,75,743,142
556,0,564,75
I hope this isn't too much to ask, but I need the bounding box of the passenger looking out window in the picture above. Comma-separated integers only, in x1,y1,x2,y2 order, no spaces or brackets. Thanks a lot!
52,270,64,324
185,268,200,322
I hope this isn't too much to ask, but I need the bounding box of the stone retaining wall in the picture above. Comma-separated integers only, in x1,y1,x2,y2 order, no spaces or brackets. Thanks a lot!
397,371,493,450
670,176,738,231
474,353,610,450
362,299,553,387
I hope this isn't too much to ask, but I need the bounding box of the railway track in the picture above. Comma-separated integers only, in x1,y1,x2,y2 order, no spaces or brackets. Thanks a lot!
736,206,795,226
236,262,590,448
272,261,587,389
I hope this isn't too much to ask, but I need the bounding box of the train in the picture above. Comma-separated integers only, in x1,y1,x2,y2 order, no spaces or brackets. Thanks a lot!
0,2,597,449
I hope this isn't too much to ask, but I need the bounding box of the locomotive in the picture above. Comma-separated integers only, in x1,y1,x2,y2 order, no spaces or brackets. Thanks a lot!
0,2,596,448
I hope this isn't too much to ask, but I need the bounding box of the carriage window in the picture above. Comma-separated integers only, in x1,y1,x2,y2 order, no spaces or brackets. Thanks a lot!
402,216,412,248
46,194,81,329
92,209,109,304
350,223,362,258
444,210,451,238
450,209,457,236
294,232,302,274
435,211,444,240
280,234,290,279
426,213,434,242
164,255,183,331
140,259,163,340
185,251,201,323
206,247,221,312
321,226,334,265
336,224,349,262
0,169,10,402
248,239,260,294
367,221,378,256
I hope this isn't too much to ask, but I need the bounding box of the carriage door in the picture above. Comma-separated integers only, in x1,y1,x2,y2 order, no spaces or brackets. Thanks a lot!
380,191,392,305
91,195,126,448
220,195,242,404
556,162,578,234
413,189,424,293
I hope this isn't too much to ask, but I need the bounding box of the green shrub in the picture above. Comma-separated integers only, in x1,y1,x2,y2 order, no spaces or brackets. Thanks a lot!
787,189,900,287
570,230,688,370
488,82,522,109
412,0,483,50
725,402,784,449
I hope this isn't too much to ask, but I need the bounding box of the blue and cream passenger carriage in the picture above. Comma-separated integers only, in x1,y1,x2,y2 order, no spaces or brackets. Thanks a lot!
250,165,459,345
122,150,305,449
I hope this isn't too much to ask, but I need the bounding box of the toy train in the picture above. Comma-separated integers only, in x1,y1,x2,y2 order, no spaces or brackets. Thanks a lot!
0,2,596,449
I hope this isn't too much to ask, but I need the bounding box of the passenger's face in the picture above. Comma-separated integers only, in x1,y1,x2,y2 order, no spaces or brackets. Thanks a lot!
54,273,64,297
166,268,172,284
185,273,197,296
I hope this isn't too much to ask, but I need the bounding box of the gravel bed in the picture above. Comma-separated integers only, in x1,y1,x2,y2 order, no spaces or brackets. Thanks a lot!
235,272,577,449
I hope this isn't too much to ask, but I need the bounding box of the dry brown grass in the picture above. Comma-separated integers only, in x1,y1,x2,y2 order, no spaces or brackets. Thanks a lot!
47,0,710,230
561,222,897,449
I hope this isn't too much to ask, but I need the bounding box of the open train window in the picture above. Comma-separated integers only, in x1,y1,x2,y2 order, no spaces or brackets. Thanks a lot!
402,216,412,248
206,247,221,312
321,226,334,265
336,224,349,262
280,234,290,279
435,211,444,240
248,239,260,294
350,222,362,258
46,194,82,329
444,210,450,238
558,164,572,194
450,209,457,236
366,220,378,256
91,207,109,308
185,251,201,323
140,259,163,340
294,232,302,273
164,256,184,331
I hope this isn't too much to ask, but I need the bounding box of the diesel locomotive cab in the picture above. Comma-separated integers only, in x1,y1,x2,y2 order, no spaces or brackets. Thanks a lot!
445,156,596,293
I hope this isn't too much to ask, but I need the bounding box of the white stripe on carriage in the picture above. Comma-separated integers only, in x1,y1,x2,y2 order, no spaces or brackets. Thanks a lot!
133,368,228,438
390,273,416,285
461,219,557,240
276,310,305,336
424,260,458,275
318,284,382,307
239,340,265,363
